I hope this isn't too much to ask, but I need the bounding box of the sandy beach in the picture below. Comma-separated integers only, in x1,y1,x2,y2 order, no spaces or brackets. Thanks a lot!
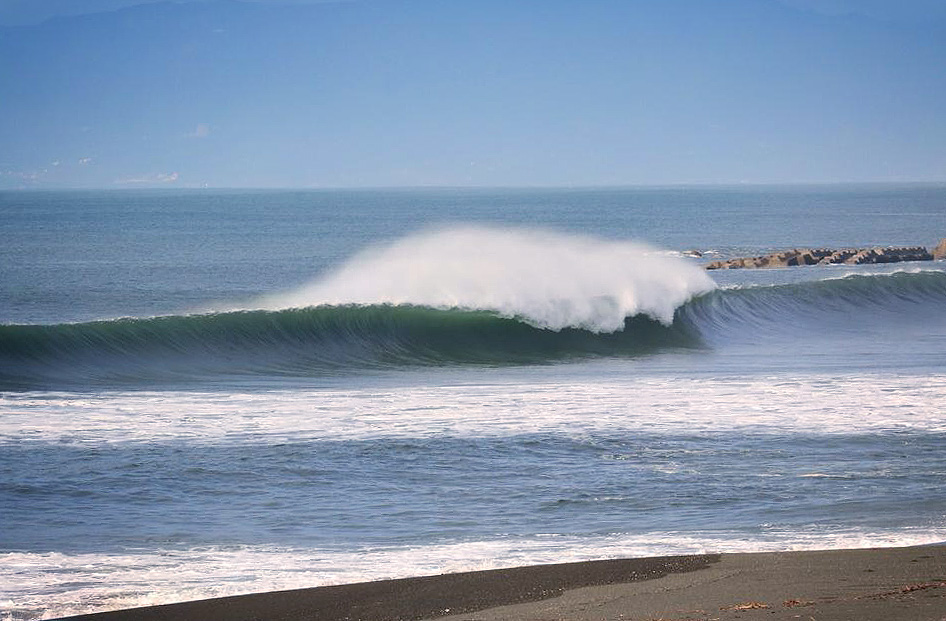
59,545,946,621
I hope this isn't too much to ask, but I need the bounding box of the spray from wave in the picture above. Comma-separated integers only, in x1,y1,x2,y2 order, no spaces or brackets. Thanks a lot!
0,228,716,389
253,226,716,333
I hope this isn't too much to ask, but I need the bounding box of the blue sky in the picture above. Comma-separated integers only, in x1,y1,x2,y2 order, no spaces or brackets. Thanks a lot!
1,0,944,188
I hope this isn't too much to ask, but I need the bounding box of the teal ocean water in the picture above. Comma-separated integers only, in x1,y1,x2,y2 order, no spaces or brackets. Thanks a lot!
2,186,945,618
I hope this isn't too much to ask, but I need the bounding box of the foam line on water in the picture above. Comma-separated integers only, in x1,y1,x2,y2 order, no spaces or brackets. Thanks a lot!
4,373,944,444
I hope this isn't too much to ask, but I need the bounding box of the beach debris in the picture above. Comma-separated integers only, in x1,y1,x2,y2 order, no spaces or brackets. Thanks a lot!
783,599,815,607
898,580,946,593
850,579,946,601
721,600,770,610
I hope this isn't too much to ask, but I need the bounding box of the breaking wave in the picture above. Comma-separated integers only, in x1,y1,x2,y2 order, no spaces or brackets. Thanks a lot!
251,226,715,331
2,227,945,389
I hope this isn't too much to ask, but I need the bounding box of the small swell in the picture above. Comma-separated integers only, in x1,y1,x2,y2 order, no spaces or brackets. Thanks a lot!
679,269,946,341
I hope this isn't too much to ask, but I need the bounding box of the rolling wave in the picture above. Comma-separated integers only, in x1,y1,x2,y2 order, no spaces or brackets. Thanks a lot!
681,269,946,341
0,306,697,389
2,266,945,390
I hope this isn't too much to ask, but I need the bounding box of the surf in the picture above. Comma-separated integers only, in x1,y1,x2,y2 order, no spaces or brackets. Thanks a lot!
249,225,716,332
3,226,945,390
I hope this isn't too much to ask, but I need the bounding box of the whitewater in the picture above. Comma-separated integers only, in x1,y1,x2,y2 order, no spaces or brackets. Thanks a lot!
254,226,716,330
1,186,945,619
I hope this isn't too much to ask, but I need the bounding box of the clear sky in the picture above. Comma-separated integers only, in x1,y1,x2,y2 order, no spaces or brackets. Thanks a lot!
1,0,944,188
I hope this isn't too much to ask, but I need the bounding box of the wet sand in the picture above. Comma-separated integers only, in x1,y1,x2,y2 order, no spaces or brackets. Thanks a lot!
60,545,946,621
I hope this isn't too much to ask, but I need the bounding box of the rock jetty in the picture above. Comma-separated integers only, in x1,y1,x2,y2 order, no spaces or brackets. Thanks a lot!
706,242,944,270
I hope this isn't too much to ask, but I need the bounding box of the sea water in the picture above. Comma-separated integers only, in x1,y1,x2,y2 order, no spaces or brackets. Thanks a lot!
1,186,945,619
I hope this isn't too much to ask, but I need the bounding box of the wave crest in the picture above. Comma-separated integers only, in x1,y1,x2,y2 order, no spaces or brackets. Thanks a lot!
254,226,716,332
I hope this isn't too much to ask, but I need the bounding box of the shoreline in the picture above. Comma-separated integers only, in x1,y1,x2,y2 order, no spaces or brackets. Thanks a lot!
58,545,946,621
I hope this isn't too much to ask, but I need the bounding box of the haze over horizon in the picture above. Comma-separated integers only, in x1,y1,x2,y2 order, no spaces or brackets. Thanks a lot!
2,0,945,189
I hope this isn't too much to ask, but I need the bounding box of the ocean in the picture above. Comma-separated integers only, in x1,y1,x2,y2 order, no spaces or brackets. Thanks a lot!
1,185,945,619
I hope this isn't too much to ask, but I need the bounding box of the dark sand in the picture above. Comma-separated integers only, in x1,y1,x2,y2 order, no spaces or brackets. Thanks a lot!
60,545,946,621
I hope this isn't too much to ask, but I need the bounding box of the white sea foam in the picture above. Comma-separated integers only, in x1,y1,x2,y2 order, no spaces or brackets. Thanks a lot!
3,372,945,444
254,226,716,332
4,528,944,620
823,264,946,280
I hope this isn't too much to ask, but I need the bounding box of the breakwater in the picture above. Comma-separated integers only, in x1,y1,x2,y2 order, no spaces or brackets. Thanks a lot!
706,239,946,270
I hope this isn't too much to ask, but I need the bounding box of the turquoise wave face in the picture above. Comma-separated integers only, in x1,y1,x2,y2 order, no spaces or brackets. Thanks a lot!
2,270,945,390
0,305,698,390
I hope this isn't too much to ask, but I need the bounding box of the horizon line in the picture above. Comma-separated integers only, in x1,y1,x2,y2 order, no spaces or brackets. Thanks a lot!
3,180,946,192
